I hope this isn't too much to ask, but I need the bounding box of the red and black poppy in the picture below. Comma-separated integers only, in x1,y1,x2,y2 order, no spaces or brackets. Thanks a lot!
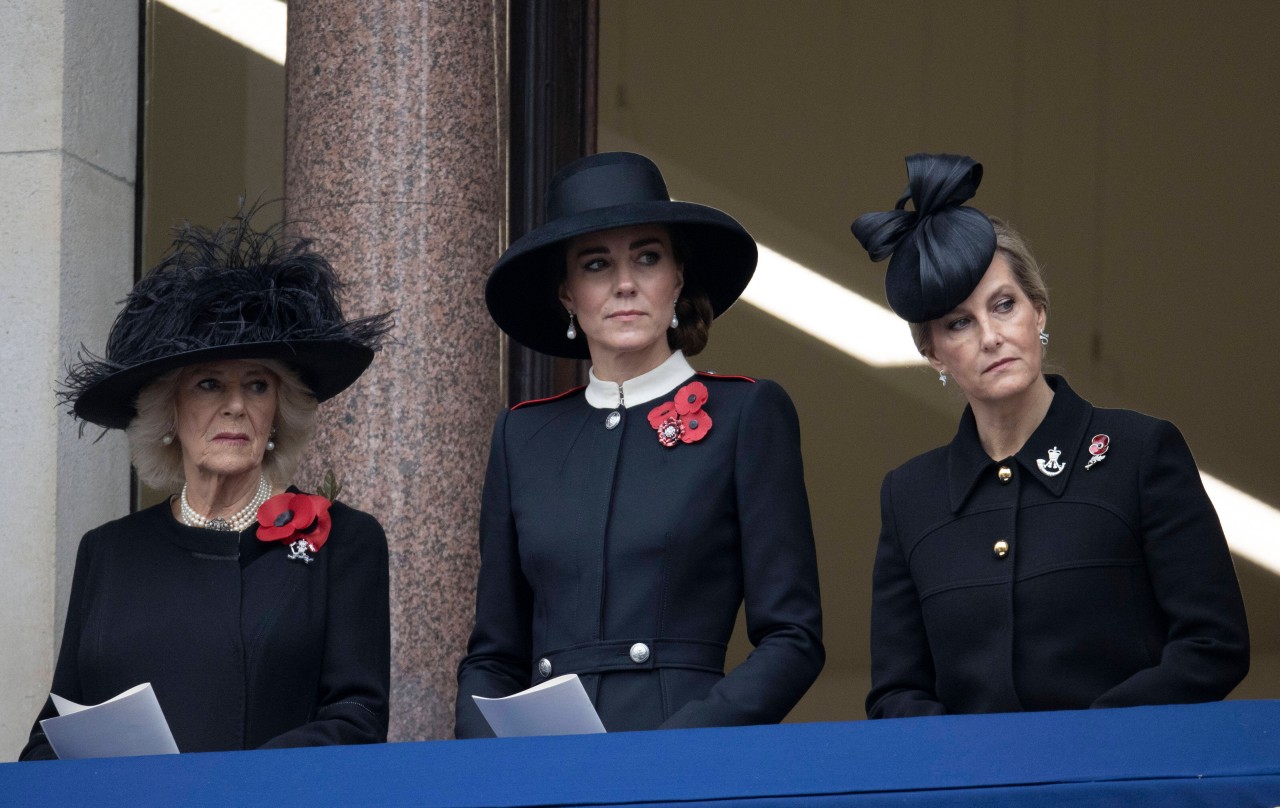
257,492,333,552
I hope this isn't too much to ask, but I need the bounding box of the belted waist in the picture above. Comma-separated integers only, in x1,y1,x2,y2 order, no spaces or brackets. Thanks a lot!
534,638,726,680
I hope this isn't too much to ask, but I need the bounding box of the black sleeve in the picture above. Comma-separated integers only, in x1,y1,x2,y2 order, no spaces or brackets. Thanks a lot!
455,410,535,738
866,471,946,719
661,380,825,728
19,529,97,761
1090,420,1249,707
257,508,391,747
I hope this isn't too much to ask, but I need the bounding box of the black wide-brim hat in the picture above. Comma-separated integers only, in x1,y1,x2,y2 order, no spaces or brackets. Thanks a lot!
65,212,392,430
486,151,758,359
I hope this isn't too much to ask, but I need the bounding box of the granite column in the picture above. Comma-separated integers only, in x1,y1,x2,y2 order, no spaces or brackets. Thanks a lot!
285,1,506,741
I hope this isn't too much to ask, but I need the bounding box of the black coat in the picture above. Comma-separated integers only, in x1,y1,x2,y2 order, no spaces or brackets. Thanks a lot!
20,492,390,759
867,375,1249,718
455,369,824,736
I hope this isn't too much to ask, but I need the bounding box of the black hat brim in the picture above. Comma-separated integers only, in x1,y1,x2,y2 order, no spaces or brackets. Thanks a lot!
486,200,758,359
73,340,374,430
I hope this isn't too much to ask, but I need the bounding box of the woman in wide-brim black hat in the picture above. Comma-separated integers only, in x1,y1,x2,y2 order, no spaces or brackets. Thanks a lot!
853,153,1248,719
21,209,394,759
455,151,824,736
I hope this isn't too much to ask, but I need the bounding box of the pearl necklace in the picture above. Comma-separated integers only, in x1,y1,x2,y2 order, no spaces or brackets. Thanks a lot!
181,474,272,532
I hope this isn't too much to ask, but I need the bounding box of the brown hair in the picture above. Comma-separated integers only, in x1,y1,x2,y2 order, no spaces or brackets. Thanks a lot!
910,216,1049,357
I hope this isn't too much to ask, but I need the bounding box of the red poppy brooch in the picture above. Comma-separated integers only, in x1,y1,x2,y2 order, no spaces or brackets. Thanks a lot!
256,493,333,564
647,381,713,447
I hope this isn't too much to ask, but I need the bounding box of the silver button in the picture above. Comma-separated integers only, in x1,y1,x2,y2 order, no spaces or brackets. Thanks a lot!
537,657,552,678
605,411,621,430
629,642,650,663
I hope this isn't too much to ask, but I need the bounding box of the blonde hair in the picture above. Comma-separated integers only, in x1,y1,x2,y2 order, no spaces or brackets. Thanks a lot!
909,216,1049,357
126,359,317,490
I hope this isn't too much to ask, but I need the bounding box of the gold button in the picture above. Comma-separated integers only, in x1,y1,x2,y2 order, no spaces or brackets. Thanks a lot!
993,540,1009,558
997,466,1013,483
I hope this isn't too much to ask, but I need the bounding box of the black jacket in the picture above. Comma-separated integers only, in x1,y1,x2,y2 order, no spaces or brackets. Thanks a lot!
868,375,1249,718
456,360,824,736
21,493,390,758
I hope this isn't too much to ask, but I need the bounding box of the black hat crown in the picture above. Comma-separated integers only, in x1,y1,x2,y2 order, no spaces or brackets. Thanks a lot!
852,153,996,323
64,209,393,429
546,152,671,219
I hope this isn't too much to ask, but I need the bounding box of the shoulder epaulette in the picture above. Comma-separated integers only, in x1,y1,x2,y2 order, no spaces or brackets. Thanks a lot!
511,385,585,411
696,370,756,383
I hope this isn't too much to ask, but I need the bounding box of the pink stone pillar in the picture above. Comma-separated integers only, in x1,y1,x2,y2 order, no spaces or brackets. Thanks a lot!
285,1,506,741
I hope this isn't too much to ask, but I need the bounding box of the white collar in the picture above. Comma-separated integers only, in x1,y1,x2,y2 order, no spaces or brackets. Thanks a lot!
585,351,695,409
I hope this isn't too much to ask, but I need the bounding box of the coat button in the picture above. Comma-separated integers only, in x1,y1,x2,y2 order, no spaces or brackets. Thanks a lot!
993,540,1009,558
997,465,1013,483
605,411,621,429
537,657,552,678
629,643,650,663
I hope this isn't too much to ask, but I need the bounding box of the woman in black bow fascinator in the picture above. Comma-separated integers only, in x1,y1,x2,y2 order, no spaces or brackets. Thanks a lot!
852,153,1248,718
455,152,824,736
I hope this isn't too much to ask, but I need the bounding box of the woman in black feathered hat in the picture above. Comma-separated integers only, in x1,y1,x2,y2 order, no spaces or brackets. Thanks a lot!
20,209,393,759
455,152,824,736
852,153,1248,718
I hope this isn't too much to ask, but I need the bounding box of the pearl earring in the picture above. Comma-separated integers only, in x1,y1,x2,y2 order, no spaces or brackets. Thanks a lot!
266,427,277,452
670,300,679,329
939,372,948,387
1039,330,1049,346
162,433,174,446
566,312,577,340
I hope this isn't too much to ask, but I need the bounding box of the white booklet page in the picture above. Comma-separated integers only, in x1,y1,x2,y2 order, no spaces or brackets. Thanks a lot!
473,673,606,737
41,682,179,759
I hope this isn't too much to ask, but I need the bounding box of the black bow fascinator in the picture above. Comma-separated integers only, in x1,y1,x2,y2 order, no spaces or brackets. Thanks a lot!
64,208,394,429
851,153,996,323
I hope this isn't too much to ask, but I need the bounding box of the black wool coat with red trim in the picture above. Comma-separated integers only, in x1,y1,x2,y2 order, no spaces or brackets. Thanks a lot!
455,373,824,736
867,375,1249,719
20,493,390,758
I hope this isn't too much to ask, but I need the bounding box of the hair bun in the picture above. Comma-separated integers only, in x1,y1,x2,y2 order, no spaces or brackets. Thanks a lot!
851,153,996,323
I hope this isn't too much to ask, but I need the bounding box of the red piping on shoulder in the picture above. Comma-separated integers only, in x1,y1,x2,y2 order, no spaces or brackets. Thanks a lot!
696,370,756,383
511,385,586,410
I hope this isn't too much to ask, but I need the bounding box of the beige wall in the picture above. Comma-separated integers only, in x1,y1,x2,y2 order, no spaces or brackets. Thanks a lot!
0,0,136,759
600,0,1280,721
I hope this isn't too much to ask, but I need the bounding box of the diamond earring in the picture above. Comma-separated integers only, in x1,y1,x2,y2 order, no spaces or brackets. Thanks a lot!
566,312,577,340
1039,330,1049,346
939,372,948,387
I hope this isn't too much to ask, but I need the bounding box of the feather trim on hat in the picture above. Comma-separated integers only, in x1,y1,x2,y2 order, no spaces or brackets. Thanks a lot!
62,206,393,428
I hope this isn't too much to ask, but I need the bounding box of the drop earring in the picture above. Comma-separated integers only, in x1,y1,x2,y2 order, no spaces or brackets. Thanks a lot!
670,300,679,329
266,427,277,452
162,433,174,446
939,372,948,387
1039,330,1049,346
566,312,577,340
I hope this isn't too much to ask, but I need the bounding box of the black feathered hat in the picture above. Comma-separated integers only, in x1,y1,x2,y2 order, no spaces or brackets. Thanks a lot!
851,153,996,323
64,209,393,429
485,151,758,358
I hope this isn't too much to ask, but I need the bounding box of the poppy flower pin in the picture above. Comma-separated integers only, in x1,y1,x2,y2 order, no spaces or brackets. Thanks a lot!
257,492,333,564
647,381,713,447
